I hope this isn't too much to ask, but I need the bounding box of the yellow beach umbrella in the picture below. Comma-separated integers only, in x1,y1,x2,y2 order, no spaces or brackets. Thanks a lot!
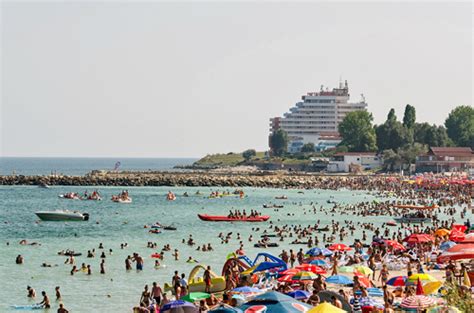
308,302,346,313
423,281,442,294
463,270,471,288
408,273,437,283
435,229,450,237
354,266,373,275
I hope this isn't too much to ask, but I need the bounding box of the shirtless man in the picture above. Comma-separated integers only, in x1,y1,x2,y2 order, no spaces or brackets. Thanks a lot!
39,291,51,309
27,286,36,298
57,303,69,313
204,266,212,293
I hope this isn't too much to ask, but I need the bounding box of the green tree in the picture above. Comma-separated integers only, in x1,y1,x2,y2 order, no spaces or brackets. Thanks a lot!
338,111,377,152
301,143,315,153
402,104,416,129
382,149,402,172
399,143,428,164
242,149,256,161
376,119,411,152
269,129,288,156
387,108,397,122
445,105,474,148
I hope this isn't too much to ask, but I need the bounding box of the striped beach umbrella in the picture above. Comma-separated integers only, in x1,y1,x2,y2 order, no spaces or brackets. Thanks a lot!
386,276,407,286
400,295,435,310
292,271,317,281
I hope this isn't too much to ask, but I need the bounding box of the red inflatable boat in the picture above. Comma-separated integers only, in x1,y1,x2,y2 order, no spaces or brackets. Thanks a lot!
198,214,270,222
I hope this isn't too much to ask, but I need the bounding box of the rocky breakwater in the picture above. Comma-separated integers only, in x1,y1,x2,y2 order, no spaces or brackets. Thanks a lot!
0,171,346,188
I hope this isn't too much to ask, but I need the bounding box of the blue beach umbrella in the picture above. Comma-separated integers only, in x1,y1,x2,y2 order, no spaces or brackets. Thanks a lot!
232,286,262,294
306,247,322,256
161,300,198,313
286,290,310,300
209,304,243,313
325,275,353,285
356,287,384,297
240,291,312,313
440,241,456,251
309,259,328,266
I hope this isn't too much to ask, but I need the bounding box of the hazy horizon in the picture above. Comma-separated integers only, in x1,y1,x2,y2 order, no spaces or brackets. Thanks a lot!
1,2,472,158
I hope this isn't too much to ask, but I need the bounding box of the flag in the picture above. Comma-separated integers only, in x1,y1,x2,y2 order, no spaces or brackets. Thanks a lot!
113,161,121,171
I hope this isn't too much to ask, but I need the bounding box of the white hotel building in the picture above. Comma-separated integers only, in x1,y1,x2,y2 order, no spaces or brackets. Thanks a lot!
269,81,368,153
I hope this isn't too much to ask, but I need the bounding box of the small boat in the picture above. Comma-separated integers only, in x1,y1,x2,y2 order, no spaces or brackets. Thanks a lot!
38,182,50,189
394,215,431,224
275,196,287,200
198,214,270,222
58,250,82,256
314,226,330,232
386,221,397,226
149,229,162,234
163,226,177,231
254,242,279,248
36,210,89,222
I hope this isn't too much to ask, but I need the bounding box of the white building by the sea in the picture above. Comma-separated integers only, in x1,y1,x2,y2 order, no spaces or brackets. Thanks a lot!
269,80,368,153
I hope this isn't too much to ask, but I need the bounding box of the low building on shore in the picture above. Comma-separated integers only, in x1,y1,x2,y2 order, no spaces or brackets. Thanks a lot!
415,147,474,173
327,152,382,173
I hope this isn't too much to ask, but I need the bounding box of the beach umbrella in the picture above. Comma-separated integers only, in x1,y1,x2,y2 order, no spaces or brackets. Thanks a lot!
338,266,354,273
428,306,461,313
295,264,326,274
383,240,406,251
328,243,351,251
182,292,211,303
447,243,474,253
355,288,383,297
386,276,407,286
435,229,451,237
209,304,243,313
239,291,312,313
232,287,262,294
354,266,373,275
358,297,382,308
309,259,327,267
463,270,471,288
449,230,466,242
403,234,434,244
280,268,300,275
306,247,323,256
307,302,345,313
439,241,456,251
317,291,352,312
277,274,295,283
161,300,198,313
423,281,442,295
325,275,352,285
400,295,435,310
353,273,372,288
286,290,310,300
292,271,317,281
408,274,437,284
416,278,424,295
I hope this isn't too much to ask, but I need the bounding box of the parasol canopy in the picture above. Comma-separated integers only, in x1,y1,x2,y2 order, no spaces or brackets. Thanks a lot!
400,295,435,310
239,291,312,313
307,302,346,313
325,275,352,285
328,243,352,251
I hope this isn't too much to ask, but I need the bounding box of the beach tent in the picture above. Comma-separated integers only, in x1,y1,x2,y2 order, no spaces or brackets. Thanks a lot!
239,291,312,313
307,302,346,313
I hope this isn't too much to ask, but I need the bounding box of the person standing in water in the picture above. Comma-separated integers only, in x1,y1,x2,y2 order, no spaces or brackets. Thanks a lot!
100,259,105,274
55,286,61,301
39,291,51,308
204,266,212,293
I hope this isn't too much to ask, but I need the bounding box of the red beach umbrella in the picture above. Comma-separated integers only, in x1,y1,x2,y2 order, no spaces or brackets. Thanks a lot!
384,239,406,251
328,243,352,251
295,264,326,274
403,234,434,244
280,268,300,276
277,274,295,283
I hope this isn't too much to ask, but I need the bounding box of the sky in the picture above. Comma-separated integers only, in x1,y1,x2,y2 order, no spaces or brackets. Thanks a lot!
1,1,472,158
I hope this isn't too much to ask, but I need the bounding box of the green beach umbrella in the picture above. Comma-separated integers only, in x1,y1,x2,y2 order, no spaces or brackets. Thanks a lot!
182,292,211,303
338,266,354,273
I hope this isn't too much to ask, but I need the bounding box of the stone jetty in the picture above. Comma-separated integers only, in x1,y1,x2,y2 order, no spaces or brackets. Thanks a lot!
0,170,354,188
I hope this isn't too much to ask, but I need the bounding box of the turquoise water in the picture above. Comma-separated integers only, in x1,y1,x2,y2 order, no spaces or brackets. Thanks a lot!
0,186,381,312
0,157,197,176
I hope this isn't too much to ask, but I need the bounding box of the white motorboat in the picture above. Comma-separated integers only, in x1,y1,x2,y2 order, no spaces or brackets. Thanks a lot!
35,210,89,221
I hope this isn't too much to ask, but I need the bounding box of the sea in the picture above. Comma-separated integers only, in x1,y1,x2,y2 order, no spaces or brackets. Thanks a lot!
0,158,464,312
